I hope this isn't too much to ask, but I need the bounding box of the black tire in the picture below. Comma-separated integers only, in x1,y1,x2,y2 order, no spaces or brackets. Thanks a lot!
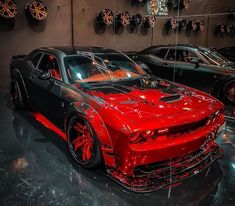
67,116,102,169
222,80,235,104
10,79,27,109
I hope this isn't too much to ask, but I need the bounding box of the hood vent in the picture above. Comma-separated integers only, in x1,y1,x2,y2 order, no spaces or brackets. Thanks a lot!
160,94,182,103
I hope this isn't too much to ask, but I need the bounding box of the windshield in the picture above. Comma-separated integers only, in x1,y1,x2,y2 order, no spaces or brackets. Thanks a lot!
64,52,145,83
198,48,232,66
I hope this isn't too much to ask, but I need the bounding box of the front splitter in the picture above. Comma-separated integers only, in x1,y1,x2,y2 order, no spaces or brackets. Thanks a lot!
107,145,223,193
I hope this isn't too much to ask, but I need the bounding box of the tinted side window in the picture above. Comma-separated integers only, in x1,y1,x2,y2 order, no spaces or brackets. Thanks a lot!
180,50,201,63
154,49,168,59
31,53,42,68
166,49,184,61
166,49,175,61
38,54,62,80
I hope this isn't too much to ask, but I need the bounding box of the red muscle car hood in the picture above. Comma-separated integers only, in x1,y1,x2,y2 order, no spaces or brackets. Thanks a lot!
78,77,222,127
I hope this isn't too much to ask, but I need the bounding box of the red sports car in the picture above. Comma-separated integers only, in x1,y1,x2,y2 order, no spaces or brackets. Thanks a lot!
10,47,225,192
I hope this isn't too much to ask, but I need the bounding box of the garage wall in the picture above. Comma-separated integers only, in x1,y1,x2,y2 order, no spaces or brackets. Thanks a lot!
0,0,71,91
74,0,235,50
1,0,235,91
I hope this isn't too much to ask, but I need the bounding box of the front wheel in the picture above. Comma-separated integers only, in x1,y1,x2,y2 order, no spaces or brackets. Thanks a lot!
222,80,235,104
67,116,102,169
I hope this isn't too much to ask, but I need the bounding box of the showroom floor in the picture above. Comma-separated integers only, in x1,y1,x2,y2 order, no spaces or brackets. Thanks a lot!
0,93,235,206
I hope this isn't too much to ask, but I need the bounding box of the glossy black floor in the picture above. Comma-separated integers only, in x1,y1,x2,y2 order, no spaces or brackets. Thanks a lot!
0,93,235,206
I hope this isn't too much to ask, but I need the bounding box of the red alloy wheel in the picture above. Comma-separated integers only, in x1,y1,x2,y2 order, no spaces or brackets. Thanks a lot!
0,0,17,18
68,118,96,165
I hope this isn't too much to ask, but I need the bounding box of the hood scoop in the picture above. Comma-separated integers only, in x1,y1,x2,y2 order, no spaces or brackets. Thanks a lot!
160,94,182,103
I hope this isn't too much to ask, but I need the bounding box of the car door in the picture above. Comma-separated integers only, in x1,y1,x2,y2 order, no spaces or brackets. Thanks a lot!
174,49,218,93
28,53,65,128
139,48,175,81
159,48,185,82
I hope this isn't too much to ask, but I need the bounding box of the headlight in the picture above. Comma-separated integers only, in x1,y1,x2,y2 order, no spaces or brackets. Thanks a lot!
129,129,169,144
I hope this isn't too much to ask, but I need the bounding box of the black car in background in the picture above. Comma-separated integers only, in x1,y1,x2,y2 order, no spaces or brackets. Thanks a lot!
129,44,235,104
217,46,235,62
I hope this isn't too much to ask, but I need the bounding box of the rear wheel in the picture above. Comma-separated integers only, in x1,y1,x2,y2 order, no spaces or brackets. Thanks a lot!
222,80,235,104
10,79,27,109
67,116,102,169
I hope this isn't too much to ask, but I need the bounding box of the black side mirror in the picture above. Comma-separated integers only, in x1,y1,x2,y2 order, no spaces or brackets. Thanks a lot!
38,71,51,80
195,61,200,68
137,61,152,74
189,58,200,68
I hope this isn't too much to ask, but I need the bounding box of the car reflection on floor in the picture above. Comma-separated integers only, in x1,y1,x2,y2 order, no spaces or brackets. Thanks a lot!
0,94,235,206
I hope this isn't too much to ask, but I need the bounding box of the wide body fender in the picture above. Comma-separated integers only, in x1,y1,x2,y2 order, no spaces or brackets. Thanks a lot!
64,102,116,168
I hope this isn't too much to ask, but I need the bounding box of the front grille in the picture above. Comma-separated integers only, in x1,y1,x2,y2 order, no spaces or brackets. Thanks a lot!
167,117,209,138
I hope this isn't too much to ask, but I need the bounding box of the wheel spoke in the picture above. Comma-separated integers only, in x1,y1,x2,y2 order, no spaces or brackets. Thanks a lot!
72,136,85,151
82,141,92,161
73,122,85,134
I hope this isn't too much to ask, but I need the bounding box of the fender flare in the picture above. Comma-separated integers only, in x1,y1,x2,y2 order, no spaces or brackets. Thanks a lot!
11,69,31,106
212,75,235,99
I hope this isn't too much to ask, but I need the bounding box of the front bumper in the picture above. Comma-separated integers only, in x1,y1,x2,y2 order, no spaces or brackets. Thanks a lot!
108,142,223,193
107,114,225,192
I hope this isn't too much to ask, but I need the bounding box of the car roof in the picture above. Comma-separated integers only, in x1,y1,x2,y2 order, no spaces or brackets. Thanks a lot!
139,44,200,54
39,46,118,55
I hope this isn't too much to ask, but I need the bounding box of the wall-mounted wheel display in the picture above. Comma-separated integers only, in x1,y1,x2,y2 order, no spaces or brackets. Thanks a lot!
165,17,178,31
130,13,142,28
134,0,148,3
143,15,155,28
216,24,225,34
115,11,130,27
0,0,17,19
186,20,198,31
25,0,47,21
225,24,234,34
178,19,187,31
96,9,113,25
166,0,178,9
199,20,205,32
180,0,190,10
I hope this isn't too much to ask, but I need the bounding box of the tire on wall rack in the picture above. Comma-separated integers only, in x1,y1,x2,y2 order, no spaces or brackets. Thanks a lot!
199,20,205,32
179,0,190,10
143,15,155,28
0,0,17,19
25,0,47,22
130,13,142,28
178,19,187,32
96,9,114,26
67,116,102,169
116,11,130,27
167,0,178,9
216,24,225,34
165,17,177,31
